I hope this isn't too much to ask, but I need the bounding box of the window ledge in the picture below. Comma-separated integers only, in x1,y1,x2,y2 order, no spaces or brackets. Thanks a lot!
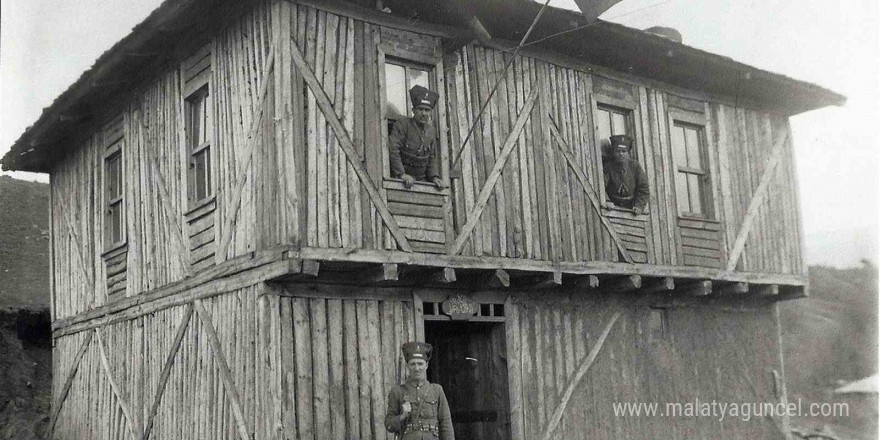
602,204,649,220
383,177,449,196
102,242,128,260
677,214,718,223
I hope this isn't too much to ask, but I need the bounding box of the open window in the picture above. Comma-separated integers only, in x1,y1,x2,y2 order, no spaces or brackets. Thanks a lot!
591,89,644,212
377,29,450,253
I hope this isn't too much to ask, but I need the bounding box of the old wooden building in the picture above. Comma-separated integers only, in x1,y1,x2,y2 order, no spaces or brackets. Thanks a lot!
1,0,845,438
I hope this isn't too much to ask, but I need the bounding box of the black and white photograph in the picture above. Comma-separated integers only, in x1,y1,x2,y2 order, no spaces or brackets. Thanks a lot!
1,0,877,439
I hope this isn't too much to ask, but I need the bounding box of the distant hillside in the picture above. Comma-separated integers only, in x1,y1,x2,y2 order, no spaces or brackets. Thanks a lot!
0,176,50,311
780,262,878,439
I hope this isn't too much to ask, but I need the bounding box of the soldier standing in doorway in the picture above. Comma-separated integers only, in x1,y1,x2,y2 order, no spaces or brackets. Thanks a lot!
388,85,445,190
385,342,455,440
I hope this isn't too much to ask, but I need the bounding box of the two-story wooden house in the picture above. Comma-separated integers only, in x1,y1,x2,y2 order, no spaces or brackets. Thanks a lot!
1,0,845,438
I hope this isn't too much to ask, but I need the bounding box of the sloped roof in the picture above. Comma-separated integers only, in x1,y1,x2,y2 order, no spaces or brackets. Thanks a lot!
1,0,845,173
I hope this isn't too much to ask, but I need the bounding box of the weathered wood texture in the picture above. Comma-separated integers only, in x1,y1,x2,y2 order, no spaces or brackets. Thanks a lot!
508,295,788,439
47,0,805,322
50,282,420,440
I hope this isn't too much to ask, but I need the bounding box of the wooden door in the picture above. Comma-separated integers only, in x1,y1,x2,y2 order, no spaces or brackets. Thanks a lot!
425,321,510,440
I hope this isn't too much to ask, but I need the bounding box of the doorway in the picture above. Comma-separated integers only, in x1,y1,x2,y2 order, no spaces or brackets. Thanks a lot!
425,320,510,440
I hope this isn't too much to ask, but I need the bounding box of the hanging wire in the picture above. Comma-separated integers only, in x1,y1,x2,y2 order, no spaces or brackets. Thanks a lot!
450,0,552,169
450,0,684,169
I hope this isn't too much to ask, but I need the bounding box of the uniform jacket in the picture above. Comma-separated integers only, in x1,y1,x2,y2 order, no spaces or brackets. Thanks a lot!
385,378,454,440
388,117,440,181
603,157,650,210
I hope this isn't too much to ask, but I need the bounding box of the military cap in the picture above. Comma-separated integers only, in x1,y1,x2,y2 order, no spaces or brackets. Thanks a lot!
609,134,634,149
409,85,439,110
401,341,433,362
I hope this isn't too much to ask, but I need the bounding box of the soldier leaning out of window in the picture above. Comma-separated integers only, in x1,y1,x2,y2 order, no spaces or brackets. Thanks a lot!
389,85,446,190
603,134,649,214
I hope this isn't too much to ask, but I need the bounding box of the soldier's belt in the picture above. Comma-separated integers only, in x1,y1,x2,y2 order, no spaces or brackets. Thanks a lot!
403,421,439,436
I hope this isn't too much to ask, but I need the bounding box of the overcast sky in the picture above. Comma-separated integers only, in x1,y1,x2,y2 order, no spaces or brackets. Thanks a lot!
2,0,878,262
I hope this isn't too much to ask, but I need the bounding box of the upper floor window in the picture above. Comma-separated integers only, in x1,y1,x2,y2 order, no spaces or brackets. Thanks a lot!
595,104,635,158
186,86,212,203
182,44,213,207
671,121,711,218
104,140,125,248
384,59,432,134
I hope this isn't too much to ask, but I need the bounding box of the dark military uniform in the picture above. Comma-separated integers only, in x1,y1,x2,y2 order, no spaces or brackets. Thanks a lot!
385,378,455,440
388,118,440,181
604,158,649,210
603,134,649,211
388,85,441,182
385,341,455,440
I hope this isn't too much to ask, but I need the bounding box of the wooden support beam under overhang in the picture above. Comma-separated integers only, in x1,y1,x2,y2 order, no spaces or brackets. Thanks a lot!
268,258,320,282
754,284,779,296
679,280,713,297
520,271,563,290
605,275,641,293
358,263,399,284
641,277,675,294
571,274,600,289
714,281,749,296
430,267,457,284
481,269,510,289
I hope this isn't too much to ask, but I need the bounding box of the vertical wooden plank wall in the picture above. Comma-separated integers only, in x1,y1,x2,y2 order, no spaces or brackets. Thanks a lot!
507,296,787,440
46,0,807,324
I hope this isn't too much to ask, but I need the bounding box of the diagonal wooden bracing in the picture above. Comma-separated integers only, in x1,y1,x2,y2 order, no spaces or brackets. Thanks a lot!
194,300,253,440
95,328,140,438
144,121,193,274
539,311,621,440
450,84,541,256
289,35,413,252
143,303,194,440
726,131,790,271
215,46,276,265
49,331,94,436
546,117,636,263
53,185,95,293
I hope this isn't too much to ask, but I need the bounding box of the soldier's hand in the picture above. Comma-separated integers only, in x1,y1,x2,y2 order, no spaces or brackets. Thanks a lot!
431,177,446,189
401,174,415,189
402,401,412,414
632,206,644,215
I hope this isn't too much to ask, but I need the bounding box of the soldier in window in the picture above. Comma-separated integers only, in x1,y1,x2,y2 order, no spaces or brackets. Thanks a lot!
603,134,649,214
389,85,444,189
385,342,455,440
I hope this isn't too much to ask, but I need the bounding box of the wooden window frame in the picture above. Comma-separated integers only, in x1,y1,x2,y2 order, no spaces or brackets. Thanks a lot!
185,84,214,207
668,108,714,219
378,42,450,196
591,93,639,209
103,137,126,251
